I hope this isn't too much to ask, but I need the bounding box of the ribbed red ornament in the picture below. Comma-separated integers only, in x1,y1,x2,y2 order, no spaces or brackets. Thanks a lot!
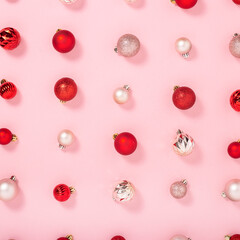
172,86,196,110
0,79,17,99
114,132,137,155
0,27,21,50
230,235,240,240
228,142,240,159
111,236,126,240
230,90,240,111
54,78,77,102
0,128,13,145
174,0,198,9
53,184,74,202
52,30,75,53
233,0,240,4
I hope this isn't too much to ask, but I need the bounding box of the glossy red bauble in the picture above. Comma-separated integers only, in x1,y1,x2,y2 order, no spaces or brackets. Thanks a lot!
0,128,15,145
52,30,75,53
114,132,137,155
230,235,240,240
0,79,17,100
174,0,198,9
172,86,196,110
57,235,73,240
54,78,78,102
228,142,240,159
111,236,126,240
53,184,75,202
0,27,21,50
233,0,240,4
230,90,240,111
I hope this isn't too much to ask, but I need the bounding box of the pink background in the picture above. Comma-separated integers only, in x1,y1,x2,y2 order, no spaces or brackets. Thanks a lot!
1,0,240,239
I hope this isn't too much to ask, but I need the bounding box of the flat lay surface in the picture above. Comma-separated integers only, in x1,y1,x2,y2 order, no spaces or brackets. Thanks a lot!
0,0,240,239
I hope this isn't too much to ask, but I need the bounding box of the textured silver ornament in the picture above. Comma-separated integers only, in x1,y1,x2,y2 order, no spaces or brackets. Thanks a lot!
113,180,135,202
173,130,194,156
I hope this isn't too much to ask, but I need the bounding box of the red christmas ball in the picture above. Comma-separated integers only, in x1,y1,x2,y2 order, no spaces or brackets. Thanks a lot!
233,0,240,4
230,90,240,111
0,79,17,99
174,0,198,9
0,27,21,50
53,184,75,202
228,142,240,158
172,86,196,110
0,128,13,145
114,132,137,155
52,30,75,53
57,235,73,240
111,236,126,240
230,235,240,240
54,78,78,102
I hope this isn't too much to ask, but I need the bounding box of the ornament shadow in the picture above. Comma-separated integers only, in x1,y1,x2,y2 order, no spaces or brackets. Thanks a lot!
62,40,82,61
180,98,204,118
181,144,203,165
126,44,148,65
123,142,145,164
183,0,206,16
6,90,22,106
5,187,25,210
2,141,18,151
176,187,194,206
121,188,144,212
185,43,198,61
127,0,146,9
6,0,19,2
119,97,136,110
63,0,86,10
67,137,80,152
61,192,77,209
7,37,27,57
63,88,84,110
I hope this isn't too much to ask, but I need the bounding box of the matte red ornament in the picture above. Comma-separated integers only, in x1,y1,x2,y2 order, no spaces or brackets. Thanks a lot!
0,128,17,145
57,235,73,240
53,184,75,202
172,0,198,9
233,0,240,4
0,79,17,100
172,86,196,110
114,132,137,155
228,141,240,159
52,29,75,53
54,78,77,103
0,27,21,50
230,90,240,111
111,236,126,240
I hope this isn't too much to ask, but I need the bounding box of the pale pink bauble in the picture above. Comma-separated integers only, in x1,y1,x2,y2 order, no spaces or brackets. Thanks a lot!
222,179,240,201
170,235,190,240
59,0,77,4
116,34,140,57
229,34,240,58
170,180,187,199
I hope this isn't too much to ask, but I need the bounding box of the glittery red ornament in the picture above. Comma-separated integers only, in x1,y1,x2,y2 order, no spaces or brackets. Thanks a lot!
172,86,196,110
0,79,17,100
230,90,240,111
228,142,240,159
53,184,75,202
229,235,240,240
0,128,17,145
52,30,75,53
233,0,240,4
54,78,77,102
173,0,198,9
111,236,126,240
114,132,137,155
0,27,21,50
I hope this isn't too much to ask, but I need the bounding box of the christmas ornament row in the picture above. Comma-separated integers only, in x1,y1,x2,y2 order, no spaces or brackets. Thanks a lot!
6,234,240,240
59,0,240,8
1,174,240,203
2,28,240,59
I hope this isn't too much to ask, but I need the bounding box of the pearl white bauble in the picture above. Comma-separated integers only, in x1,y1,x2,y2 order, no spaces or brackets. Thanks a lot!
58,129,75,149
